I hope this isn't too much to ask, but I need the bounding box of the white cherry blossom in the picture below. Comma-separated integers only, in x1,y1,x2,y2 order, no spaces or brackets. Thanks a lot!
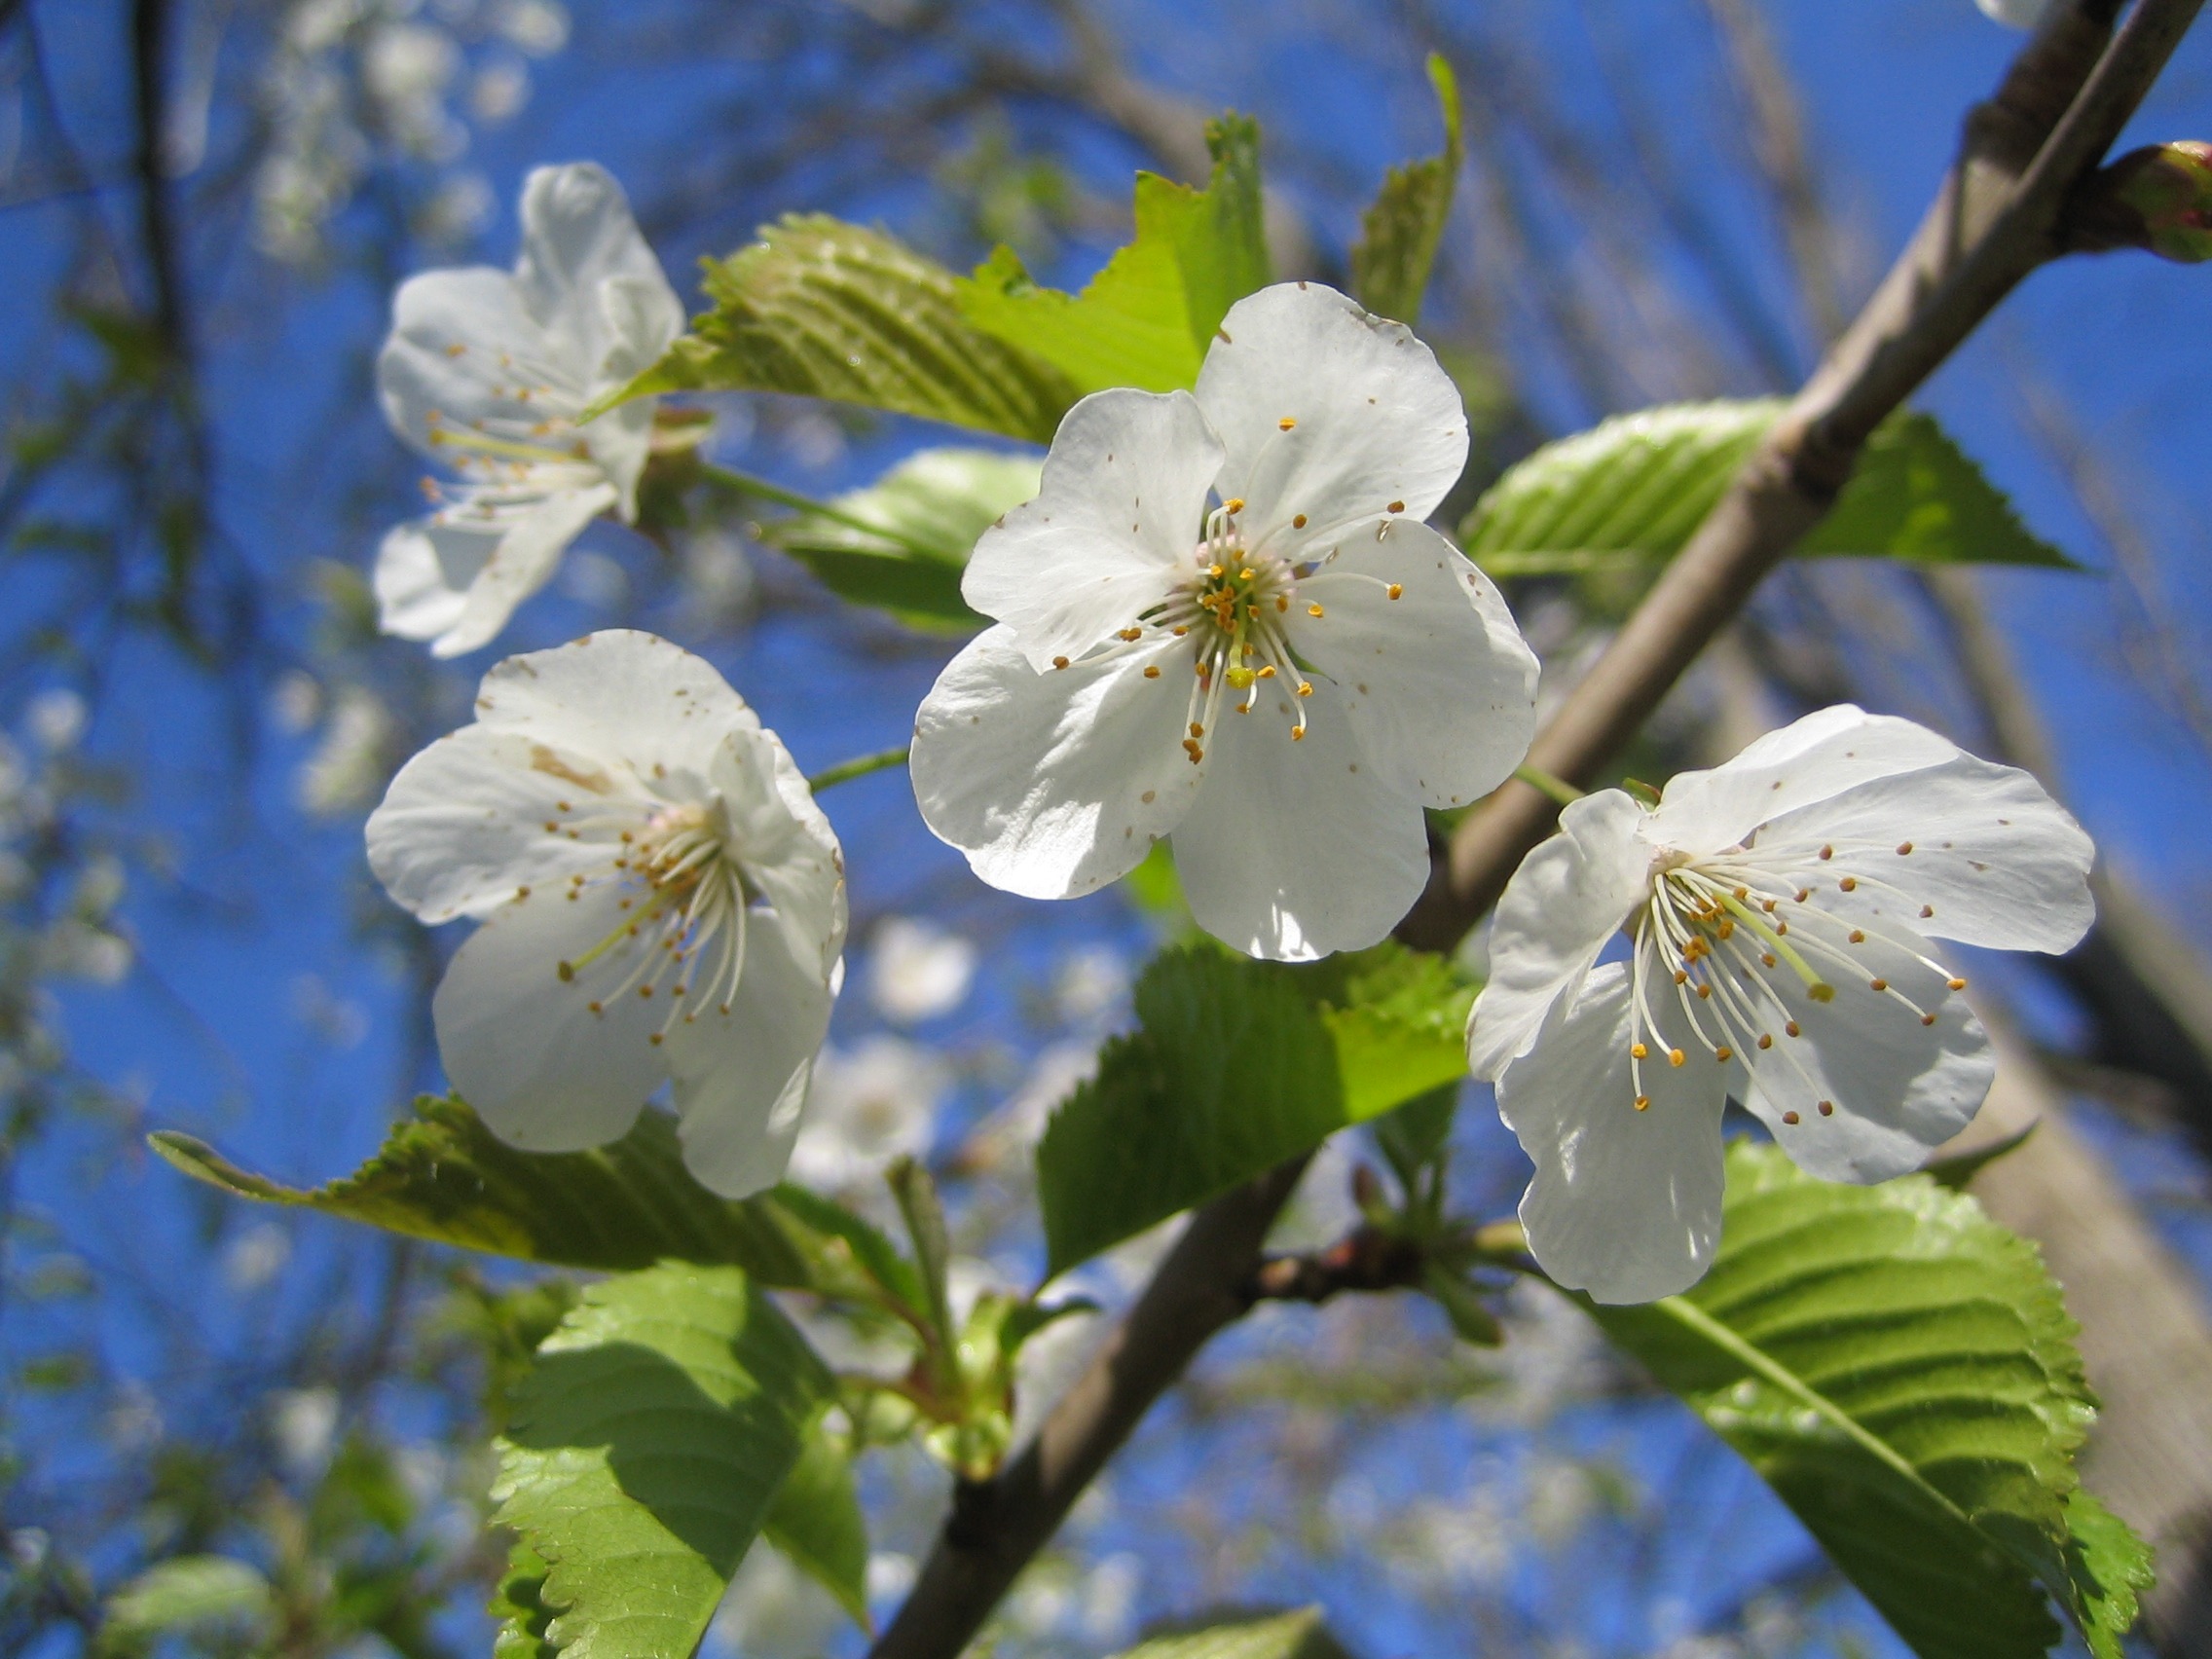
365,630,846,1196
1976,0,2054,26
1465,705,2094,1304
374,162,684,657
910,281,1538,961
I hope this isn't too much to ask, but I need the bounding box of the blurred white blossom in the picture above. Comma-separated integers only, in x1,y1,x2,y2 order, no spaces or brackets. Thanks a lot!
221,1223,292,1293
789,1035,945,1191
270,1386,341,1476
296,685,394,816
867,916,977,1024
1051,944,1127,1026
25,690,86,753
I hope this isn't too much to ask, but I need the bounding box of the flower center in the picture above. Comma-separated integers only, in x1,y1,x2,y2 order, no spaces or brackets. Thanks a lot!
1620,847,1967,1121
553,795,756,1042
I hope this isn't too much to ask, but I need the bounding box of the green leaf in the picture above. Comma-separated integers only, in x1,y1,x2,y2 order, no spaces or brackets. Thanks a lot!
490,1544,556,1659
602,214,1081,443
767,1181,928,1318
1038,947,1343,1277
887,1156,957,1347
1113,1607,1355,1659
1587,1140,2151,1659
149,1098,815,1283
1373,1083,1460,1193
1458,400,2076,575
1036,944,1476,1276
492,1261,832,1659
1457,400,1779,575
1312,942,1477,1125
1802,411,2075,568
1349,55,1463,326
101,1556,275,1652
760,447,1040,634
957,113,1271,395
762,1428,871,1628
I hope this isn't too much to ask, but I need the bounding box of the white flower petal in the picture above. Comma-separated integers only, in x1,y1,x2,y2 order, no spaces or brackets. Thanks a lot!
1168,679,1428,961
1467,789,1648,1081
431,878,668,1152
378,266,570,455
374,517,492,645
1737,919,1994,1182
962,388,1219,671
583,274,682,514
1196,283,1467,559
469,628,763,784
1649,705,1959,855
911,624,1201,899
708,725,848,979
1497,964,1726,1306
668,917,837,1198
367,726,641,923
511,163,682,391
1756,752,2094,953
1290,519,1537,809
430,482,617,658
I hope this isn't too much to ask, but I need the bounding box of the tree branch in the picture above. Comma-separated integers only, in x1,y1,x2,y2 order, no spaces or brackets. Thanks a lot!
1402,0,2198,949
868,9,2203,1654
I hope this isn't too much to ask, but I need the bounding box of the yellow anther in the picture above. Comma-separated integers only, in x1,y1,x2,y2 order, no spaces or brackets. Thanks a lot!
1783,1110,1800,1124
1257,665,1277,679
1756,1033,1773,1050
1292,513,1308,529
1295,681,1312,697
1386,583,1403,600
1714,1046,1733,1062
1695,982,1712,999
1761,953,1776,968
1848,929,1865,943
1630,1043,1648,1059
1634,1095,1651,1111
1278,417,1297,430
1118,627,1143,641
1921,1013,1937,1026
1838,876,1857,892
1275,595,1289,611
1785,1020,1801,1037
1897,841,1914,855
1819,844,1834,860
1733,886,1749,901
1668,1048,1686,1067
1143,665,1161,679
1386,499,1405,513
1947,977,1968,991
1920,904,1935,919
1308,603,1325,617
557,962,575,982
587,1000,603,1014
1052,655,1070,670
1238,568,1255,580
1225,498,1245,513
1674,971,1688,985
1208,564,1225,579
1290,728,1306,742
1818,1100,1834,1117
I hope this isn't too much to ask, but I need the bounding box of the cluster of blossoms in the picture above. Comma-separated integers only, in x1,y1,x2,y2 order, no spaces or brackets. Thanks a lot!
362,166,2096,1303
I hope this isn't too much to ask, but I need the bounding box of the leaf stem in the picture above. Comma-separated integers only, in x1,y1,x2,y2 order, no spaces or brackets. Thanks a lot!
698,462,941,560
1513,763,1584,807
807,747,910,793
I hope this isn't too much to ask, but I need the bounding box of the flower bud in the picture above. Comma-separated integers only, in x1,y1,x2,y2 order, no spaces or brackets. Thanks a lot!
2077,142,2212,263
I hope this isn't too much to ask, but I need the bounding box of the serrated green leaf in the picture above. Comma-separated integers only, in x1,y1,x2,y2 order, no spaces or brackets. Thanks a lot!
1113,1606,1355,1659
1459,400,2076,575
149,1098,815,1283
957,113,1271,395
1350,55,1463,326
1802,411,2075,568
490,1544,556,1659
1587,1139,2151,1659
1037,944,1476,1276
888,1156,956,1347
100,1556,275,1652
761,447,1039,634
1312,943,1477,1124
762,1428,870,1628
492,1262,831,1659
1038,947,1343,1277
602,215,1080,442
